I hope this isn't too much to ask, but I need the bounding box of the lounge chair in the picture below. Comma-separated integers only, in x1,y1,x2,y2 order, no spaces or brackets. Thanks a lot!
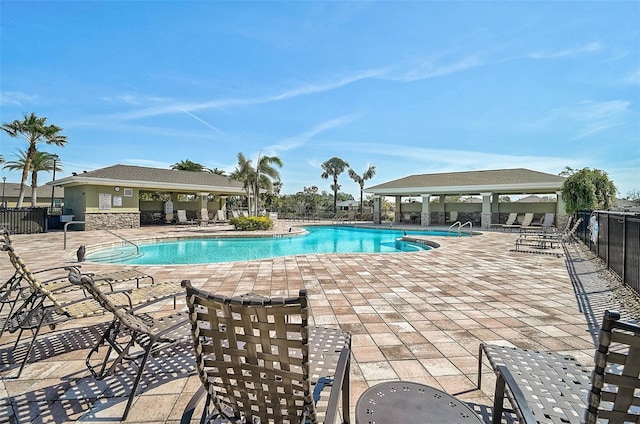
495,213,517,230
446,211,458,223
68,268,191,421
478,310,640,424
215,209,228,225
513,217,582,250
1,242,182,378
176,209,197,226
181,282,352,424
502,212,533,231
521,212,555,232
0,230,154,338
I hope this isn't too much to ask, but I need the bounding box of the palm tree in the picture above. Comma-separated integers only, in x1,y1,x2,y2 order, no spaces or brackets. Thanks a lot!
254,153,283,215
3,151,62,207
273,179,283,197
1,113,67,207
211,168,226,175
231,153,256,213
321,157,349,213
170,159,210,172
231,153,283,215
348,164,376,214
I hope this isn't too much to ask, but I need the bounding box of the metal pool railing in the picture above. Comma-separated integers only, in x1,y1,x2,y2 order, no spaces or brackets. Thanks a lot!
448,221,473,236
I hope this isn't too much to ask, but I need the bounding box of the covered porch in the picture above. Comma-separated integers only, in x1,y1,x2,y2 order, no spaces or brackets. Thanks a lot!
366,168,567,230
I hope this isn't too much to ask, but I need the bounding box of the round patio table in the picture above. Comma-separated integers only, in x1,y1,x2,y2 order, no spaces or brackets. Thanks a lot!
355,381,483,423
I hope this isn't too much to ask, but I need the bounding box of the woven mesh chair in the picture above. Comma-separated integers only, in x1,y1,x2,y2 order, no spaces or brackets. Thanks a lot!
1,243,182,378
479,310,640,424
68,268,192,421
0,229,154,339
513,218,583,252
182,281,351,424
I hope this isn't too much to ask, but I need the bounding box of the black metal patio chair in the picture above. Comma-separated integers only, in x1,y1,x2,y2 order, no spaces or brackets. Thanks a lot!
181,281,352,424
478,310,640,424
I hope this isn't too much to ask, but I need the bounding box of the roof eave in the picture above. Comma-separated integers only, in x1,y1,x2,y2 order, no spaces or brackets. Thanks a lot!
48,177,246,195
366,182,564,196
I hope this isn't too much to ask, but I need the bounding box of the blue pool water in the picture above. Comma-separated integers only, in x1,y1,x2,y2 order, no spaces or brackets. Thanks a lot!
86,226,457,265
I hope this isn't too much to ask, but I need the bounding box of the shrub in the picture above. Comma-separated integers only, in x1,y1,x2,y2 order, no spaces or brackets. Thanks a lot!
229,216,274,231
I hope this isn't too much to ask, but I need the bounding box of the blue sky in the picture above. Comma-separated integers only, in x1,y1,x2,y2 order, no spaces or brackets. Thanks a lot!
1,1,638,198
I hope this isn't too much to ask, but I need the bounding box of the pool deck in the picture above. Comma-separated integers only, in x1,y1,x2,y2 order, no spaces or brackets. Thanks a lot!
0,221,632,423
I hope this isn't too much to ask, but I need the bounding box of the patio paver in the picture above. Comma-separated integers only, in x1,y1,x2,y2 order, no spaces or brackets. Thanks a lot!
0,222,633,423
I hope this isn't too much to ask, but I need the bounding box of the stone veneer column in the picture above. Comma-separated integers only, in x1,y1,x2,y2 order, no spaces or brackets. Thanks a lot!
372,195,381,224
481,192,492,229
395,196,402,223
556,191,567,228
420,193,431,227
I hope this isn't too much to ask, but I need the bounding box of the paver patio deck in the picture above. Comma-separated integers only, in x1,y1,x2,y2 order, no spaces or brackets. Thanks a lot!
0,222,632,423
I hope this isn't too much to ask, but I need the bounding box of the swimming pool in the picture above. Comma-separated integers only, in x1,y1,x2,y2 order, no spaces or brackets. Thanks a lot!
85,226,457,265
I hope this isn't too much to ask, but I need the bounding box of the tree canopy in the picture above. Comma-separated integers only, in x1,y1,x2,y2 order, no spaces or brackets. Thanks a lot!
348,164,376,213
560,167,617,214
3,150,61,207
171,159,210,172
1,113,67,207
321,157,350,213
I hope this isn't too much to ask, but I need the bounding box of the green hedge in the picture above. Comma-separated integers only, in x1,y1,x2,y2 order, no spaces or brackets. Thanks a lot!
229,216,274,231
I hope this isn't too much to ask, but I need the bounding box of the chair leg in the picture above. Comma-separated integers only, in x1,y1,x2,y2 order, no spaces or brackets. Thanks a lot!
180,385,207,424
16,316,46,378
477,344,484,390
121,345,153,421
492,372,506,424
342,357,350,424
86,319,120,379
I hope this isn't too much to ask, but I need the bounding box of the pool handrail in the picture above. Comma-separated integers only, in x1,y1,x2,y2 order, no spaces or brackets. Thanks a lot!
448,221,473,237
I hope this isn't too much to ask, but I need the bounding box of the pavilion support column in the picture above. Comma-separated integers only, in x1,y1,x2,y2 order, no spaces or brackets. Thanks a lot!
372,195,381,224
440,195,446,224
556,191,567,228
198,192,210,223
219,196,227,212
395,196,402,223
420,193,431,227
481,192,492,229
492,193,500,226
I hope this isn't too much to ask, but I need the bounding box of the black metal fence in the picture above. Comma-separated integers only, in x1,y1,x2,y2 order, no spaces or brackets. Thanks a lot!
0,207,48,234
577,210,640,296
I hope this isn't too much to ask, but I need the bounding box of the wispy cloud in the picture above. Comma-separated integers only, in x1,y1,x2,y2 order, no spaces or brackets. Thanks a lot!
107,69,386,122
568,100,631,139
337,143,578,176
389,55,483,82
624,67,640,85
267,114,361,154
528,41,602,59
0,91,39,107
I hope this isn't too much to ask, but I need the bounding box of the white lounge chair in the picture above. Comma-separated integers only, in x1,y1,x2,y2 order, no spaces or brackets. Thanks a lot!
446,211,458,223
499,213,518,230
502,212,533,231
215,209,228,225
176,210,197,226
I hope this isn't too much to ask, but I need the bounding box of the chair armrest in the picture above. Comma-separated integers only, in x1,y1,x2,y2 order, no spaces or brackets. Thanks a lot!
323,347,351,424
495,365,538,424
